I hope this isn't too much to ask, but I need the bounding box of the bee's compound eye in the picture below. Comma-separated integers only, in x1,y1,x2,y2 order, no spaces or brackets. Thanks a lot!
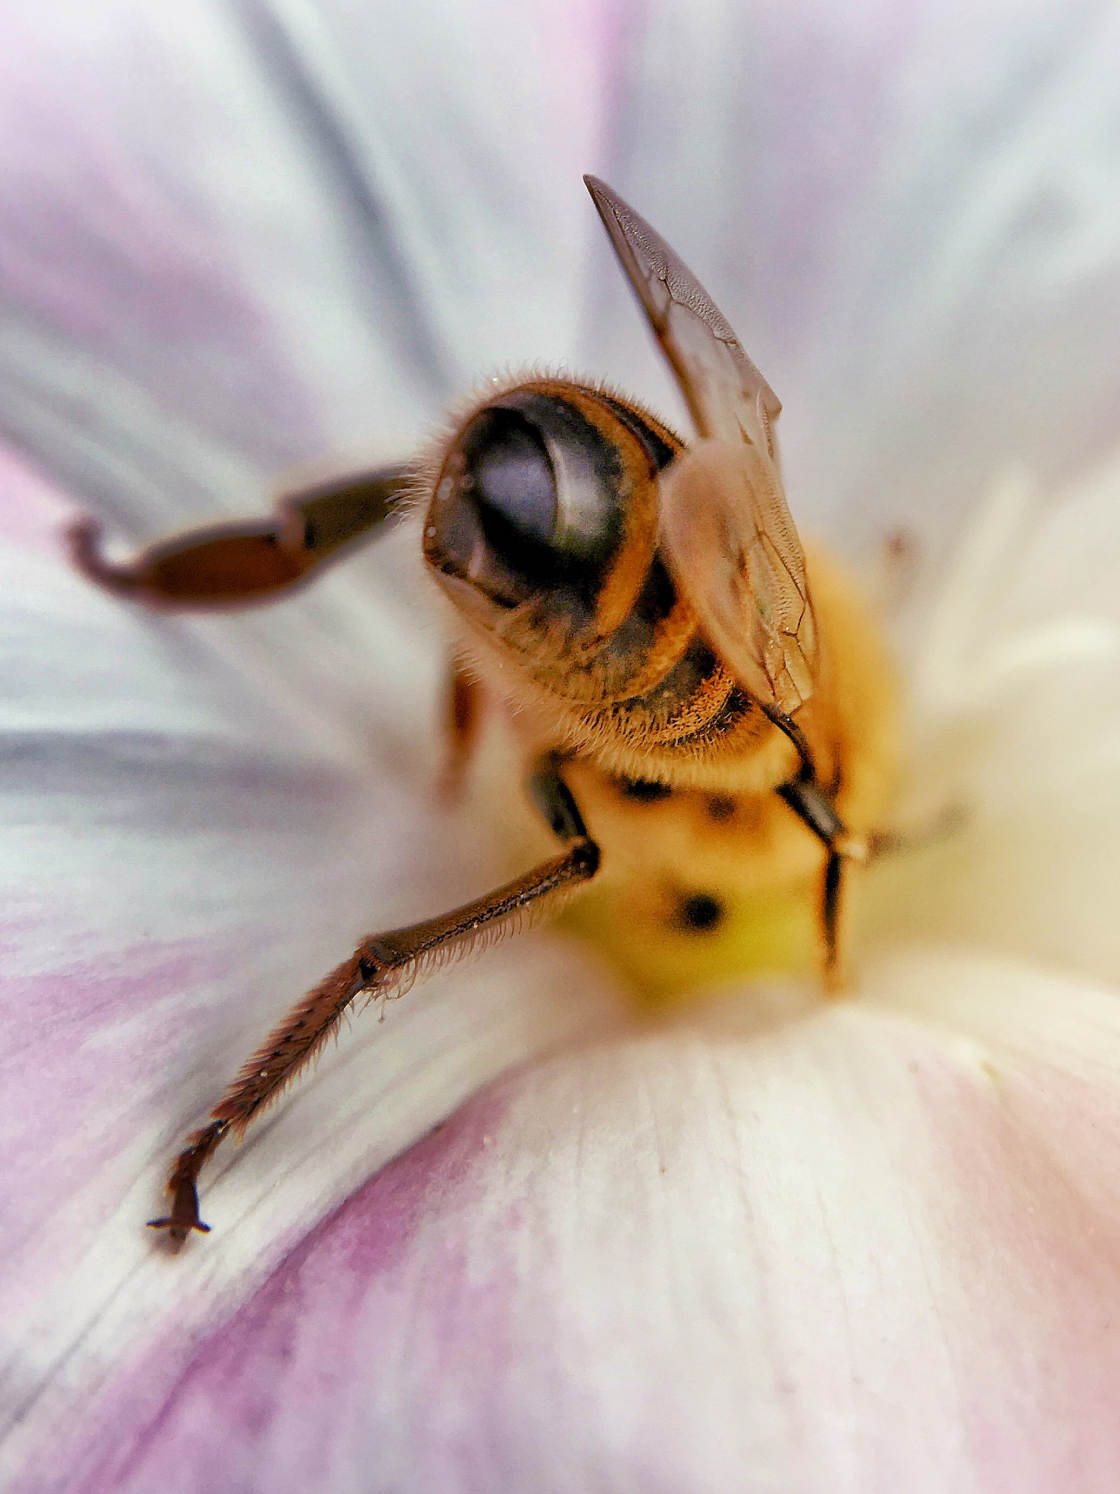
425,406,563,605
464,408,558,553
425,387,632,611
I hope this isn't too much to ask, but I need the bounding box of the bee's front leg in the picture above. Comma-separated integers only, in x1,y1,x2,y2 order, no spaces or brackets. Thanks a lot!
149,763,599,1245
71,465,411,608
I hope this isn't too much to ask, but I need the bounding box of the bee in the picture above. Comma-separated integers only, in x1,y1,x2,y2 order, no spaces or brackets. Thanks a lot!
72,177,897,1243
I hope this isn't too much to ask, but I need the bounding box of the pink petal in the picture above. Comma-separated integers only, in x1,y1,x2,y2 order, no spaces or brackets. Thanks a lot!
18,951,1120,1493
1,8,624,1482
0,444,622,1484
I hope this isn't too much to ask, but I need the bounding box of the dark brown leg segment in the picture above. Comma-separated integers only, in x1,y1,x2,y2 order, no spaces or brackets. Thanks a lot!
71,465,412,609
777,775,866,988
821,849,847,990
437,663,484,803
150,765,599,1244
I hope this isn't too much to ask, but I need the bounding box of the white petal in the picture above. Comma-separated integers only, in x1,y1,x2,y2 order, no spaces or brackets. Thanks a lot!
0,2,616,746
867,457,1120,985
0,0,613,511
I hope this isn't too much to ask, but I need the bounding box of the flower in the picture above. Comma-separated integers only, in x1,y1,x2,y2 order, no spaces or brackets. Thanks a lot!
4,3,1120,1490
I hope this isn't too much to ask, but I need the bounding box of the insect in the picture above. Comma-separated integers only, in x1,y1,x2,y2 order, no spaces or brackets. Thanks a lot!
73,177,897,1243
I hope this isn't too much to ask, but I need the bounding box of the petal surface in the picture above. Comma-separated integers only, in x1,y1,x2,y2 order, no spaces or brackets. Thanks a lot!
0,0,617,748
866,460,1120,985
0,0,617,495
23,951,1120,1494
0,443,622,1486
1,5,620,1479
5,1,1120,1490
582,0,1120,567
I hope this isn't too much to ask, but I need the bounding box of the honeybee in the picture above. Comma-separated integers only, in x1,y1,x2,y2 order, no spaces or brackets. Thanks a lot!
72,176,897,1243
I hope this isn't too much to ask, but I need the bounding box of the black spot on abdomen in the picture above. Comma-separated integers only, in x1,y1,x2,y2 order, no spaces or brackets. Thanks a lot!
706,794,736,822
677,892,726,933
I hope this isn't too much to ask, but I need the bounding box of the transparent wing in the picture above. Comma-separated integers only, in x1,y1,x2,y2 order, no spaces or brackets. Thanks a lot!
585,175,818,713
584,175,782,452
659,440,817,713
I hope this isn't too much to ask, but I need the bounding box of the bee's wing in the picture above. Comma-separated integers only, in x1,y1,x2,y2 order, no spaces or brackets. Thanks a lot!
584,175,781,452
585,175,818,714
658,439,817,713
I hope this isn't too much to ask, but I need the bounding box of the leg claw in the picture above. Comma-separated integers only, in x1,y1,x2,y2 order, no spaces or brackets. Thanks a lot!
147,1176,210,1245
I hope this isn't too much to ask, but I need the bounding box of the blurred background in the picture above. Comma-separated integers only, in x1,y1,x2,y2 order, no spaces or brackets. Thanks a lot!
4,0,1120,573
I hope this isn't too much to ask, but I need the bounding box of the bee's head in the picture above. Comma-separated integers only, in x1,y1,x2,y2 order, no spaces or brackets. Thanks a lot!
422,380,680,682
